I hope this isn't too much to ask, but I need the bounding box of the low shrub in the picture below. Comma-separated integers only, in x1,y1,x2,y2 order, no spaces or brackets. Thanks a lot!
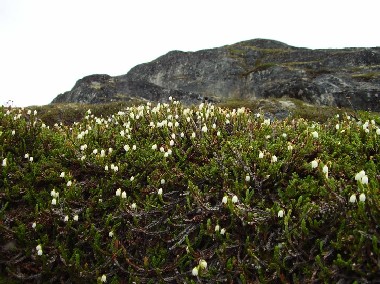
0,100,379,283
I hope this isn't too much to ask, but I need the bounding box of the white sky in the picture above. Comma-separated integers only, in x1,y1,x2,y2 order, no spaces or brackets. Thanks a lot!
1,0,379,107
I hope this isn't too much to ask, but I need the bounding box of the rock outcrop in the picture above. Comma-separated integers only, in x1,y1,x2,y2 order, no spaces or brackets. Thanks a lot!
52,39,380,111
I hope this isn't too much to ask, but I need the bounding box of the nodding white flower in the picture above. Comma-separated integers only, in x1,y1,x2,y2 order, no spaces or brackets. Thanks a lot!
323,165,329,178
287,144,293,151
377,128,380,135
160,146,165,152
258,151,264,159
121,191,127,199
282,133,287,138
168,96,173,101
131,203,137,210
169,140,174,146
180,132,185,138
168,121,173,128
64,215,69,222
51,198,57,205
191,132,196,138
109,231,114,237
67,180,72,187
311,131,319,138
262,119,270,126
359,193,366,202
278,209,284,218
217,131,221,136
12,130,16,135
355,170,366,181
167,149,172,155
212,123,216,129
201,125,208,132
124,145,130,152
130,176,135,182
33,110,37,115
80,155,86,161
77,133,83,139
164,152,169,158
100,150,106,157
220,228,226,235
93,149,98,155
60,172,65,178
361,175,369,185
222,196,228,204
108,148,113,154
158,188,163,195
28,156,33,162
32,222,36,229
37,248,43,256
335,124,340,130
349,194,357,203
152,144,157,150
199,259,207,269
192,266,199,276
113,166,119,172
100,274,107,283
73,215,79,221
232,195,238,203
245,175,250,182
132,145,137,150
311,160,318,169
161,179,165,185
105,165,109,171
271,155,278,163
215,224,220,232
25,153,30,159
116,188,121,196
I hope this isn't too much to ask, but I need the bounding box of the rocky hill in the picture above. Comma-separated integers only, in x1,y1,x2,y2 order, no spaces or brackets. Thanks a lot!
52,39,380,111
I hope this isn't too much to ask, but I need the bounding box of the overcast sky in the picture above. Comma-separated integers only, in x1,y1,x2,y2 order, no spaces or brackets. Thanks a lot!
1,0,379,107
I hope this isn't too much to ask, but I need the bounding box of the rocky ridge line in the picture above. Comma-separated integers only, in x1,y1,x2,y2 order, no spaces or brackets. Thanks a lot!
52,39,380,111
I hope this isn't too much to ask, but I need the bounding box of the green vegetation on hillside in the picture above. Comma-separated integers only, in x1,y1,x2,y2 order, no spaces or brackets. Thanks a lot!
1,100,380,283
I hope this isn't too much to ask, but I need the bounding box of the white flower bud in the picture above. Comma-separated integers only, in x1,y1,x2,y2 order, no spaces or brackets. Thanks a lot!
232,195,238,203
349,194,357,203
359,193,366,202
278,209,284,218
222,196,228,204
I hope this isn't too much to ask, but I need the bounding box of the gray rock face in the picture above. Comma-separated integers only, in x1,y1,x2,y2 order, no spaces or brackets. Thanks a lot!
52,39,380,111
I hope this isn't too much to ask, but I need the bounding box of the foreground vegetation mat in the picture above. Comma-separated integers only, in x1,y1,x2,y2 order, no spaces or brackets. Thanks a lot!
0,100,379,283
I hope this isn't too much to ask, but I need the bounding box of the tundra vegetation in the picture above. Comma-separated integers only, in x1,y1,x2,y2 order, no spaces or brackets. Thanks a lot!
0,98,379,283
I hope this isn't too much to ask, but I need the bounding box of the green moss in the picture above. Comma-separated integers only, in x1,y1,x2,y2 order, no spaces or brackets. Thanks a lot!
352,72,380,80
